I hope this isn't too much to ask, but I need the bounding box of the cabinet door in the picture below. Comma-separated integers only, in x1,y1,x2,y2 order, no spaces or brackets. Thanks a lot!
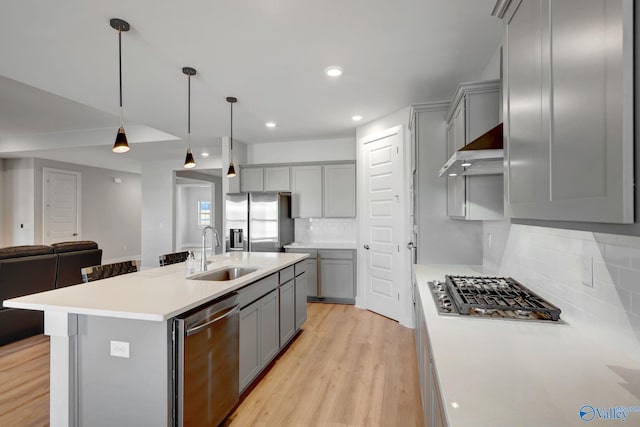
260,290,279,367
279,280,296,346
305,258,318,297
294,272,307,330
446,103,466,218
240,168,264,192
323,163,356,217
264,167,290,192
506,0,633,223
319,258,355,299
291,165,322,218
239,300,261,392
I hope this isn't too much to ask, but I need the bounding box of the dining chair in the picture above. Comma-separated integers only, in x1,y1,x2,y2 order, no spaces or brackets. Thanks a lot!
81,260,138,283
158,251,190,267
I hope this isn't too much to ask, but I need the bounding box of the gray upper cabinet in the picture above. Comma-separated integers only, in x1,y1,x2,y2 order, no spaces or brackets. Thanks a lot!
498,0,634,223
445,80,503,220
291,165,323,218
240,167,264,192
323,163,356,218
264,167,290,192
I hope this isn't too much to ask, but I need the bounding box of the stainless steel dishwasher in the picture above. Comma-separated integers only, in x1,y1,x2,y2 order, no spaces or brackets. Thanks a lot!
174,293,240,426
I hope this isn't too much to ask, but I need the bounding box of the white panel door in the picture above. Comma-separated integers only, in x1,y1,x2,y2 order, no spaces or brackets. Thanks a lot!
361,127,400,321
43,168,81,244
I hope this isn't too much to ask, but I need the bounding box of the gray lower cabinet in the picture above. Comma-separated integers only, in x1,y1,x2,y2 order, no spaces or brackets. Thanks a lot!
294,272,307,330
260,289,279,368
304,258,318,297
279,280,296,346
239,299,261,391
318,253,355,301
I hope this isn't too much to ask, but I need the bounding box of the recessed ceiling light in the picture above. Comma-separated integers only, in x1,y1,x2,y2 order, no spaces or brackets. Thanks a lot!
461,162,471,167
448,173,458,177
352,115,363,121
325,66,343,77
201,152,210,157
265,122,277,128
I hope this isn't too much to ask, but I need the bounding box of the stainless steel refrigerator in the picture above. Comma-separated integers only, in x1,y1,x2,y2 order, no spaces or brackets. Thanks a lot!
225,192,294,252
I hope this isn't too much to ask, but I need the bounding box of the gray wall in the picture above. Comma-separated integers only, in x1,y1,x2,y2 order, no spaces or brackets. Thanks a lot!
415,107,484,265
1,158,36,246
31,158,141,262
181,186,213,245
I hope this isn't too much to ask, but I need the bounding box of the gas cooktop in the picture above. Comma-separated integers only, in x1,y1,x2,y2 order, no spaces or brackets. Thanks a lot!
429,275,562,322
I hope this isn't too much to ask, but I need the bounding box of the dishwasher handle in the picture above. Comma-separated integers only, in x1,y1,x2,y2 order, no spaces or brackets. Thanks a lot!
185,303,240,337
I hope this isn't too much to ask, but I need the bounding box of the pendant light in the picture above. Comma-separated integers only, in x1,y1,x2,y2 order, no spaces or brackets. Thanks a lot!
226,96,237,177
183,67,197,169
110,18,130,153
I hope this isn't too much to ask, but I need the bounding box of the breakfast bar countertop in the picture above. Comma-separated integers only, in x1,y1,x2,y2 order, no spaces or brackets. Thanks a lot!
3,252,307,322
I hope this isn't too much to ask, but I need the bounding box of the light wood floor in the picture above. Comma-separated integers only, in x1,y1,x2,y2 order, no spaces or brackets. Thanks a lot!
0,304,422,427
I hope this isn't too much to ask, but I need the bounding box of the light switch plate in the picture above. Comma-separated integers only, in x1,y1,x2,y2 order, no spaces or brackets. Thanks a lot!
110,340,130,358
581,256,594,288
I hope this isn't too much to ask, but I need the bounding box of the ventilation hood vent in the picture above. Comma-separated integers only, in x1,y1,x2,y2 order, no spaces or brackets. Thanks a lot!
439,123,504,176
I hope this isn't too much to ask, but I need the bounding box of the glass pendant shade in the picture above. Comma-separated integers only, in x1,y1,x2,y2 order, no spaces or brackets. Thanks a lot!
184,148,196,169
227,162,236,177
112,127,129,153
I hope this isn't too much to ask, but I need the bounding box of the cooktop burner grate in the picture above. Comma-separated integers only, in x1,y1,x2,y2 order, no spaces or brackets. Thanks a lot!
444,275,562,321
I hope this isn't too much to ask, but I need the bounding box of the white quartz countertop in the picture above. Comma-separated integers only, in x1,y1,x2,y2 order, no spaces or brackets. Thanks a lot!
3,252,307,322
284,242,357,250
414,264,640,427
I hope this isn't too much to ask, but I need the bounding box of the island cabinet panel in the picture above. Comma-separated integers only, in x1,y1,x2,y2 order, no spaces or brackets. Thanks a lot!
260,290,280,368
294,271,307,330
503,0,633,223
239,299,261,392
279,280,296,346
75,315,171,427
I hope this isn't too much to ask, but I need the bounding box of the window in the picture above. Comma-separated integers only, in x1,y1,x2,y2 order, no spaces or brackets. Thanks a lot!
198,201,212,226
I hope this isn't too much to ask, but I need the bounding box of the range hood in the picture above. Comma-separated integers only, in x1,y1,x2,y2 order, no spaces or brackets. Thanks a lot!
439,123,504,176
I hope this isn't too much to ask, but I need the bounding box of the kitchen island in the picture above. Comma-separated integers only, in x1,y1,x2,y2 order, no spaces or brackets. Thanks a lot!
4,251,307,427
414,264,640,427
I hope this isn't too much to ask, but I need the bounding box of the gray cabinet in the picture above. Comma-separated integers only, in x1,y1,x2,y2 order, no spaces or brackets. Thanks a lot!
240,167,264,192
259,290,279,368
279,280,296,346
264,167,290,191
499,0,633,223
291,165,323,218
323,163,356,217
318,250,356,301
294,271,307,330
445,81,503,220
304,258,318,297
239,299,261,391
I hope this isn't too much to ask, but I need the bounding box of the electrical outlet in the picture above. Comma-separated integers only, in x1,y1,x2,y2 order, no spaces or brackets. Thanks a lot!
581,256,593,288
110,340,130,358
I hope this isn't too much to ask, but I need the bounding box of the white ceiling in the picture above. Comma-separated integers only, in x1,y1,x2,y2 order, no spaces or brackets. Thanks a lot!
0,0,502,173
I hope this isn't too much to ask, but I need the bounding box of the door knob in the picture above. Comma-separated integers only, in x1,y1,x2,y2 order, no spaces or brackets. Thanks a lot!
407,242,415,249
363,244,370,250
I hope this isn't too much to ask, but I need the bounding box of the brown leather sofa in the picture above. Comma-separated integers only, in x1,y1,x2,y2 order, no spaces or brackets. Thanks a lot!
0,245,57,346
52,241,103,288
0,241,103,346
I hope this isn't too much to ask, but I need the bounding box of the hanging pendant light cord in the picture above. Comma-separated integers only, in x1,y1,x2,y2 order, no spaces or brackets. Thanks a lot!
230,101,233,152
187,74,191,147
118,27,124,128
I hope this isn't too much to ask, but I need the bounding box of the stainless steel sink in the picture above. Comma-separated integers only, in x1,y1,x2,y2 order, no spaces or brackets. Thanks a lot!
190,266,258,281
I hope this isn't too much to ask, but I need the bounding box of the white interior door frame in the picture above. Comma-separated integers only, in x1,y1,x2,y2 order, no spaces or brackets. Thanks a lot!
42,167,82,244
357,125,411,326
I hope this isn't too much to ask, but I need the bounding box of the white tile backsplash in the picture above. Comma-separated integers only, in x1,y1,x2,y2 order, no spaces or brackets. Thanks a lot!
483,221,640,359
294,218,357,244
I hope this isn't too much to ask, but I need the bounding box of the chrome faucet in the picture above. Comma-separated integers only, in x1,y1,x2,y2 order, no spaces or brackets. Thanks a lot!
201,226,221,271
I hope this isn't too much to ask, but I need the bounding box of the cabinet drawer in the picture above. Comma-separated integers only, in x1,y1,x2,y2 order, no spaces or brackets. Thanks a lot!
237,273,278,308
279,266,294,284
294,261,306,277
318,250,354,260
285,248,317,258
